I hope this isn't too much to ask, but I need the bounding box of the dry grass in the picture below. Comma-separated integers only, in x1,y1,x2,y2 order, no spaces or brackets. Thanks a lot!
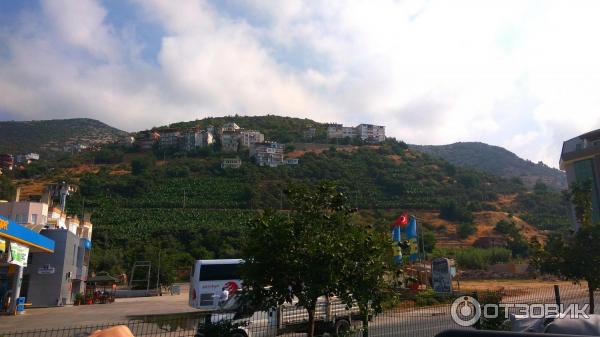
460,279,577,291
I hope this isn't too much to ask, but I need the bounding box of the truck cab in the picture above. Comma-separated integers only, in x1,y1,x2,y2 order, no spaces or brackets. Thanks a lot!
195,295,361,337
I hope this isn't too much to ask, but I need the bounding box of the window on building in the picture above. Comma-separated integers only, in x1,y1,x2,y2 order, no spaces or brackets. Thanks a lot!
31,214,37,224
574,159,600,222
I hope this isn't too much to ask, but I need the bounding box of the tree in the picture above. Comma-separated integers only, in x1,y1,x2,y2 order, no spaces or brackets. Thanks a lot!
533,180,600,313
0,175,16,201
457,223,476,239
439,200,474,223
422,230,437,253
337,224,391,337
131,156,154,175
241,182,383,337
570,180,593,227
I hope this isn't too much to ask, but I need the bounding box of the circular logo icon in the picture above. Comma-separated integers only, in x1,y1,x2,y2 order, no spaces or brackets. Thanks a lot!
224,281,239,295
451,296,481,327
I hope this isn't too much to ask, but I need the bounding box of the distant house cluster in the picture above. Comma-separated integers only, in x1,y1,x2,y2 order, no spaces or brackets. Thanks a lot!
0,153,40,175
326,123,386,143
131,120,387,168
133,122,298,168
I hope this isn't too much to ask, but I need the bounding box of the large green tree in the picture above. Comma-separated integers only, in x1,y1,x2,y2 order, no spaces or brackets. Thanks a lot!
241,182,388,337
533,180,600,313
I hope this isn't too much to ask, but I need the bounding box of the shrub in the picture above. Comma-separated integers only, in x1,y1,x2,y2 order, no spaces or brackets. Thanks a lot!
440,200,474,223
415,289,440,306
457,223,476,239
415,289,455,306
477,291,506,330
165,165,190,178
422,230,437,253
439,247,512,270
494,220,517,236
131,157,154,175
94,149,124,164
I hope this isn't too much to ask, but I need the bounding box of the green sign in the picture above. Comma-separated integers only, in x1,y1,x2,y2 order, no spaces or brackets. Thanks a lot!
10,242,29,267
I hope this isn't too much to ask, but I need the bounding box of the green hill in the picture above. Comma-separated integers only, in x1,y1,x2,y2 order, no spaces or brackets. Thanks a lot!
410,142,567,190
8,115,572,280
56,141,570,277
0,118,128,156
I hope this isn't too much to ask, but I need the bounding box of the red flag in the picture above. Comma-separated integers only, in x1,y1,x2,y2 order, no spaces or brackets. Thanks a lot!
394,212,409,226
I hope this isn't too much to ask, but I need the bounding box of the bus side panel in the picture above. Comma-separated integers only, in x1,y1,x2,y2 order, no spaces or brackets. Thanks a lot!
189,261,200,308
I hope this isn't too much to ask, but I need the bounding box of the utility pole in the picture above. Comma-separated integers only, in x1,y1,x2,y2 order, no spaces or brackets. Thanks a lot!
156,248,162,296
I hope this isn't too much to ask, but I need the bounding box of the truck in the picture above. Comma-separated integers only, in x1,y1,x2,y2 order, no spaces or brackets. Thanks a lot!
195,294,364,337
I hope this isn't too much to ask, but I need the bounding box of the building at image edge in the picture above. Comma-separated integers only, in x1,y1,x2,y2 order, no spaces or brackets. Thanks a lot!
560,128,600,224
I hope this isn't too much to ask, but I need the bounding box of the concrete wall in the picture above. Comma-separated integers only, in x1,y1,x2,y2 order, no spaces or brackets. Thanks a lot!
25,229,86,307
0,202,48,225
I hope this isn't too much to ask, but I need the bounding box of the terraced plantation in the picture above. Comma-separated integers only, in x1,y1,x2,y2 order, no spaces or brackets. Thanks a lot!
40,136,569,284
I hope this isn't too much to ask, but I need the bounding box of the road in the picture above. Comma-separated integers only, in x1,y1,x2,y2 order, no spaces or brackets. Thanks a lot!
367,305,469,337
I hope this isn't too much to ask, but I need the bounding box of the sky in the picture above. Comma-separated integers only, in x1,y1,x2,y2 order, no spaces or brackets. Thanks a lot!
1,1,600,168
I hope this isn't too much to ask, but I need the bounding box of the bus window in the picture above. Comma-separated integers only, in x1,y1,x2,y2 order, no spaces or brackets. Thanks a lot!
199,264,240,281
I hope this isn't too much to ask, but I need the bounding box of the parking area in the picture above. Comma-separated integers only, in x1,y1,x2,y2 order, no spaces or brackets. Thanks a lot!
0,284,199,332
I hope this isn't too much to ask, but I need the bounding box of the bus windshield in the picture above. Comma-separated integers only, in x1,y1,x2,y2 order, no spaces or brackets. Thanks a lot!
199,263,240,281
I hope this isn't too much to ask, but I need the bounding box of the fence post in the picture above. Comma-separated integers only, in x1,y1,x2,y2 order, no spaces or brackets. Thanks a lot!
554,285,561,308
472,291,481,330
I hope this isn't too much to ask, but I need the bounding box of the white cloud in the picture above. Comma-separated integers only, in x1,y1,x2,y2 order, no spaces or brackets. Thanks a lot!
40,0,118,60
1,0,600,167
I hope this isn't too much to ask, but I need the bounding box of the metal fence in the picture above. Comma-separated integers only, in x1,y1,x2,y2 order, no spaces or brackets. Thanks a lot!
1,284,598,337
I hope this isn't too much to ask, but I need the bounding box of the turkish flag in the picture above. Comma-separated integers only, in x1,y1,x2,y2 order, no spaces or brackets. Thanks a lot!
394,213,409,226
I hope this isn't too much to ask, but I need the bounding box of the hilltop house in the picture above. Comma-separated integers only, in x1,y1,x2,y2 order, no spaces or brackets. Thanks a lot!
220,131,241,152
327,123,357,139
158,129,181,149
180,129,214,151
286,158,300,165
356,124,386,143
221,122,241,133
250,142,284,167
134,131,160,150
303,126,316,140
240,130,265,147
15,153,40,164
327,123,386,143
0,154,14,171
221,157,242,169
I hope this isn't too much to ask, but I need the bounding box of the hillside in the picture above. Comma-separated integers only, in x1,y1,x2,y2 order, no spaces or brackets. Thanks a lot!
6,115,573,277
410,142,567,190
167,114,328,143
29,141,565,275
0,118,128,155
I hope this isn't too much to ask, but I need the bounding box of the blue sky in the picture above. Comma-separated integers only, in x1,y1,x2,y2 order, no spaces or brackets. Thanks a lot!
1,0,600,168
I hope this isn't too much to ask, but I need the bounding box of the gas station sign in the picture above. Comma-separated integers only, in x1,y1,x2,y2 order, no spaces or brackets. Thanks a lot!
9,242,29,267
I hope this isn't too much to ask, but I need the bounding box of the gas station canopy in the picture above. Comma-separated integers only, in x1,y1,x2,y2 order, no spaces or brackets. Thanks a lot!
0,215,55,253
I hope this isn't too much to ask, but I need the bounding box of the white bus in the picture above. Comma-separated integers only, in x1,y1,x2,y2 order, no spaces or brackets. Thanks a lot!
189,259,243,309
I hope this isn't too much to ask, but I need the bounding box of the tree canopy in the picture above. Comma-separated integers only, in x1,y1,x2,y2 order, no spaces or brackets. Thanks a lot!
241,182,389,337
